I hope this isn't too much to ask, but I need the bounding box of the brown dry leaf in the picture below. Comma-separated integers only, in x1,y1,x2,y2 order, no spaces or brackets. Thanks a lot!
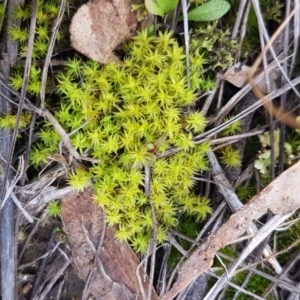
223,62,280,93
61,189,158,300
70,0,138,63
222,63,250,87
161,160,300,300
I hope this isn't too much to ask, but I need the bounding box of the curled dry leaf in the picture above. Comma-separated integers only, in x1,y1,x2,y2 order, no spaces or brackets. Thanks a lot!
161,160,300,300
70,0,138,63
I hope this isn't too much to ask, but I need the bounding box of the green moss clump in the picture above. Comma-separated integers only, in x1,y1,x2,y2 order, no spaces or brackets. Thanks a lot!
9,0,63,58
46,200,61,218
190,22,239,71
0,113,31,130
29,29,212,252
220,115,242,137
219,145,242,168
7,0,67,98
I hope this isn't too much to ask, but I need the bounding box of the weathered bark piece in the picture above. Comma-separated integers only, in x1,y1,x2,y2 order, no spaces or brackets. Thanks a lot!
70,0,138,63
61,189,158,300
161,160,300,300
